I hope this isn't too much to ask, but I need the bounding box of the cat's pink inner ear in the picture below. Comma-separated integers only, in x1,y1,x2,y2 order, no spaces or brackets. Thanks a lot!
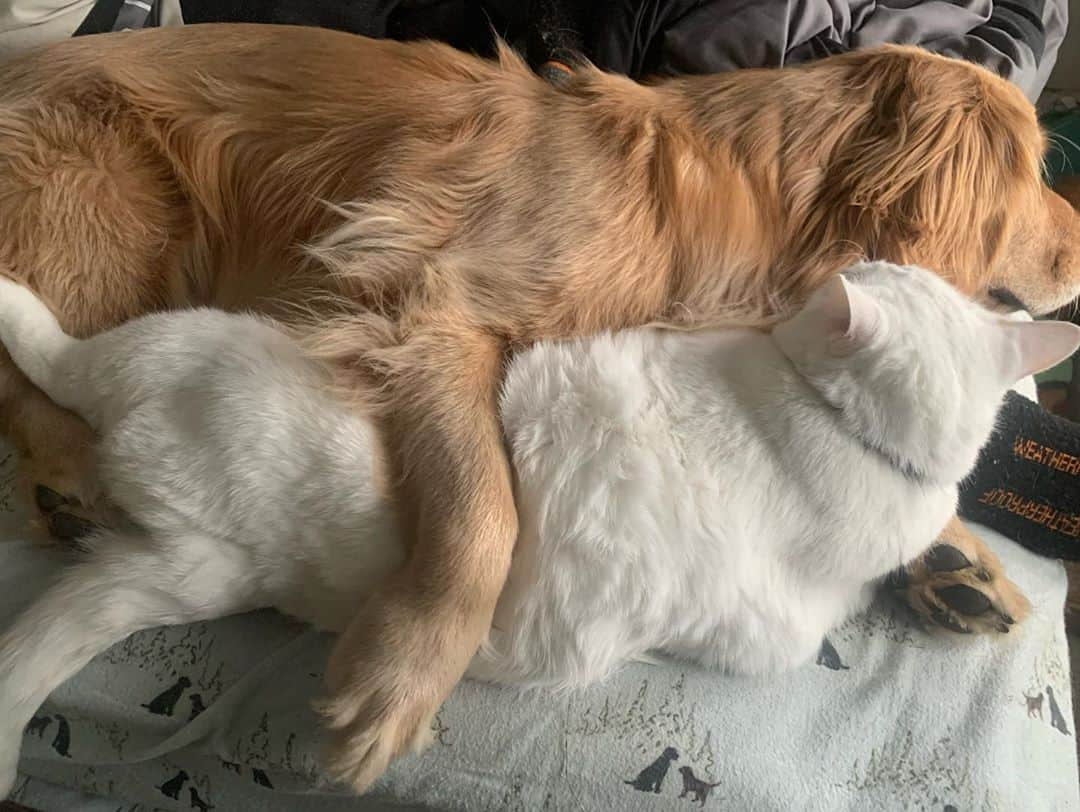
1001,320,1080,382
843,283,882,345
818,275,880,354
816,275,853,336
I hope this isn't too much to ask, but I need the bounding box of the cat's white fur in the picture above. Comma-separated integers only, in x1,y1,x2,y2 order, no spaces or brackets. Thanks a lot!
0,262,1076,795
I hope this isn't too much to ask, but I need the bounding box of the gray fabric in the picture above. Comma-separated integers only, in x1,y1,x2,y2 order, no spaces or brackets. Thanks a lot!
111,0,154,31
0,0,181,60
642,0,1066,101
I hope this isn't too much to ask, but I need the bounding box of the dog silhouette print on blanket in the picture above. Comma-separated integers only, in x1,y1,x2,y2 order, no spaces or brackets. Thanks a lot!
625,747,679,793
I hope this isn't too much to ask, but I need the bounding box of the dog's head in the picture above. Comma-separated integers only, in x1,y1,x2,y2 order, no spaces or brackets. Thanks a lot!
662,746,679,760
679,766,693,776
672,46,1080,319
801,47,1080,315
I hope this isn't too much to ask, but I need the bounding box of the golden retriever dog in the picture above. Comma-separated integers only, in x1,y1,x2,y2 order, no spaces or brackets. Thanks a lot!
1,25,1078,790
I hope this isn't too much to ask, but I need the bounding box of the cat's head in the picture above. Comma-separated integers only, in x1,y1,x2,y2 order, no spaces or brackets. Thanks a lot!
771,260,1080,484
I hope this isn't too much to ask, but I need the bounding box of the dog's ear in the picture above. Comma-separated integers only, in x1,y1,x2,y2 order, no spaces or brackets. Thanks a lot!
819,48,1043,289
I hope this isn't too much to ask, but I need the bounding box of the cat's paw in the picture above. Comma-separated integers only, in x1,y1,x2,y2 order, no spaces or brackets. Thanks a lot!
894,522,1029,634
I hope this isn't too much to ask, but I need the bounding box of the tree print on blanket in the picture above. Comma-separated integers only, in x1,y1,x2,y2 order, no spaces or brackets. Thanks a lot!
431,711,453,747
103,623,226,724
282,731,321,784
574,674,717,775
236,712,272,766
80,765,118,802
831,600,923,647
573,673,722,803
838,728,977,808
500,779,555,811
0,451,19,514
88,718,132,760
226,712,285,788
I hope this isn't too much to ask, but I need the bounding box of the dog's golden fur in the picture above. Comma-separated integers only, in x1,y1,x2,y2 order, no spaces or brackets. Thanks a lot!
1,24,1079,790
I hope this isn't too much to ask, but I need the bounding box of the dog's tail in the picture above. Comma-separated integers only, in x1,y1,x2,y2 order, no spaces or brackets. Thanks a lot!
0,276,91,421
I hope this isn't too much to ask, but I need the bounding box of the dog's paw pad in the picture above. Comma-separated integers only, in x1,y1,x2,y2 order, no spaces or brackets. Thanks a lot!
896,533,1030,635
47,511,98,541
935,583,993,616
34,485,76,514
924,543,972,572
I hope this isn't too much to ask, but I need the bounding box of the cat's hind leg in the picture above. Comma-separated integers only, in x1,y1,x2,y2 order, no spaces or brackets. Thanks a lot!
0,530,259,798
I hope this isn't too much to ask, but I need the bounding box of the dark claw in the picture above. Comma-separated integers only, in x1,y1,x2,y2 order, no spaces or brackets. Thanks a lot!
34,485,70,514
936,584,993,616
885,567,909,589
976,569,993,583
48,511,98,541
1001,612,1016,625
924,544,972,573
932,609,972,634
997,623,1010,633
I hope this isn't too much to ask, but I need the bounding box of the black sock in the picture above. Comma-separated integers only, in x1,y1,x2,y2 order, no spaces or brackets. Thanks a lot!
958,391,1080,560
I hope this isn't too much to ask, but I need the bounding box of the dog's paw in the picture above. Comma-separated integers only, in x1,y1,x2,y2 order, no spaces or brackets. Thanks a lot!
20,434,107,546
318,687,436,794
893,522,1029,634
316,598,460,793
26,480,105,547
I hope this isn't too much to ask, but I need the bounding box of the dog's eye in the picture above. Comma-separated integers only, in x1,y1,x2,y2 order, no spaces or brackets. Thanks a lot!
987,287,1027,312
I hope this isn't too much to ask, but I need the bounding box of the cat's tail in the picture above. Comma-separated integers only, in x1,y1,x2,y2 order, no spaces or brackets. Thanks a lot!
0,529,257,799
0,277,90,421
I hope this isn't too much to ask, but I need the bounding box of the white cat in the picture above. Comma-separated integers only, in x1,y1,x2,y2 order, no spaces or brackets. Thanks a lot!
0,261,1076,796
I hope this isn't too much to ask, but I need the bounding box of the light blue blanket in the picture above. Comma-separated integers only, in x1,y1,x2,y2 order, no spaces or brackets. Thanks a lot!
0,443,1075,811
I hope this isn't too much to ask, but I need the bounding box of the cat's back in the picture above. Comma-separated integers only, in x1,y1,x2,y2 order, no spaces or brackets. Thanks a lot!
500,326,768,462
98,309,383,545
85,308,313,417
486,322,956,685
486,327,786,685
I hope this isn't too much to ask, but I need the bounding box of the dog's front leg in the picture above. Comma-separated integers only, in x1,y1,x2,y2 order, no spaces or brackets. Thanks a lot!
319,324,517,793
0,349,104,543
895,515,1030,633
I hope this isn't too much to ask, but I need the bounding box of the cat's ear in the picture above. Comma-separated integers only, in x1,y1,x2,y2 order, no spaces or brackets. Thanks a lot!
999,319,1080,382
813,275,882,355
